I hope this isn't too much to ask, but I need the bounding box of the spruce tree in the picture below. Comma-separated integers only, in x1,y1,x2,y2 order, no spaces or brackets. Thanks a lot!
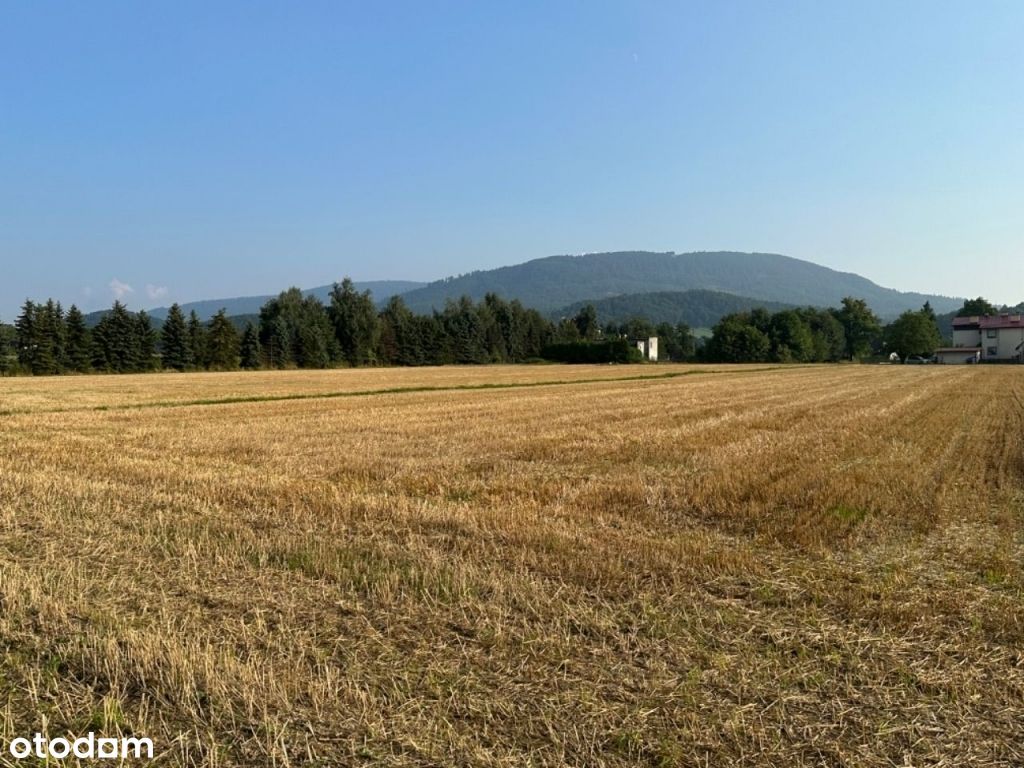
14,299,59,374
0,322,13,375
240,323,262,369
135,311,158,371
92,301,138,373
14,300,37,372
187,310,207,370
64,305,92,373
161,303,189,371
41,300,65,374
328,278,379,366
206,310,239,370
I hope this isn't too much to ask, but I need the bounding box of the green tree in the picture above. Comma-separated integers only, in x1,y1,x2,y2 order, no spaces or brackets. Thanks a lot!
258,288,335,368
328,278,379,366
704,314,771,363
620,316,656,341
833,297,881,360
41,300,66,374
135,311,158,371
187,310,207,369
555,317,582,343
160,304,189,371
656,321,696,361
768,310,814,363
885,307,942,359
64,305,91,373
378,295,423,365
92,301,140,373
206,309,240,370
239,323,262,369
15,299,60,375
437,297,488,364
956,297,998,317
572,304,600,341
0,322,14,375
800,308,846,362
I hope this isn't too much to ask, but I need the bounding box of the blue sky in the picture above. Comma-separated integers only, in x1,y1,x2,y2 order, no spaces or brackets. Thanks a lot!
2,1,1022,319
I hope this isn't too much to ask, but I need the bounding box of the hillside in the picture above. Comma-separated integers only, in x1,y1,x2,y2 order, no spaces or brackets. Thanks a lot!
399,251,961,318
555,290,797,328
83,280,424,326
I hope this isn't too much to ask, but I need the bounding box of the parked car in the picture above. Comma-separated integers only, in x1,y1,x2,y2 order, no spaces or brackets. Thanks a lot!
904,355,931,364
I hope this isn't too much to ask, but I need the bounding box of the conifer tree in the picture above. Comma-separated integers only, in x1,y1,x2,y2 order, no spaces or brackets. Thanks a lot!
160,304,189,371
265,316,290,368
187,310,207,369
206,309,239,370
240,323,262,369
64,305,92,372
92,301,138,373
14,300,55,374
0,322,14,375
135,311,158,371
40,300,65,374
14,300,35,371
328,278,379,366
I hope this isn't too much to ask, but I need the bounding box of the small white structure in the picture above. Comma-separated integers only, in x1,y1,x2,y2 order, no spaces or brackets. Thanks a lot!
951,315,1024,363
634,337,658,362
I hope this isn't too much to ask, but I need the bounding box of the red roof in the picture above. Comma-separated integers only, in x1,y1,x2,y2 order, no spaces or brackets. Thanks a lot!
953,314,1024,330
981,315,1024,329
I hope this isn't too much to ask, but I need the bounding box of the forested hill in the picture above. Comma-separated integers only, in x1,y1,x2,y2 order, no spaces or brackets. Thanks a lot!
398,251,961,318
554,290,797,329
85,280,425,325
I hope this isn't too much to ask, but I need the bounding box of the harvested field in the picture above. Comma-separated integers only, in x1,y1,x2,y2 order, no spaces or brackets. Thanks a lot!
0,364,1021,766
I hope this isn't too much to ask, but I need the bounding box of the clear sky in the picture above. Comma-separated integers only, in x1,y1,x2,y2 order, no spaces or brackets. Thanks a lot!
3,1,1022,319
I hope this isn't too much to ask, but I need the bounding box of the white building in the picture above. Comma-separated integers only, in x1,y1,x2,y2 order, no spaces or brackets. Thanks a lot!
946,315,1024,363
633,337,658,362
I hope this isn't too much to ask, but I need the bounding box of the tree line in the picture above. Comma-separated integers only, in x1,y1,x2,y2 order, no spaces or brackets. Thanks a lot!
1,283,998,375
2,280,674,375
701,298,948,363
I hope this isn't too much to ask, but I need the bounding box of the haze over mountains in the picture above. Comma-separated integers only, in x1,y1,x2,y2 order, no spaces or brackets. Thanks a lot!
122,251,963,325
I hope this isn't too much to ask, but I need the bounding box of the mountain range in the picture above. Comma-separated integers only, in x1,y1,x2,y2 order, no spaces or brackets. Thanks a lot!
86,251,964,326
397,252,960,317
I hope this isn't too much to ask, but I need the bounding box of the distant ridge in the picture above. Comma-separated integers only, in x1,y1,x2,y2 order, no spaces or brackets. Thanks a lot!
398,251,961,318
78,251,965,327
554,290,798,329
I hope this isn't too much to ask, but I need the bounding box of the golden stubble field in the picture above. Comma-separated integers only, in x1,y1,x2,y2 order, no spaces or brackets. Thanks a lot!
0,364,1021,766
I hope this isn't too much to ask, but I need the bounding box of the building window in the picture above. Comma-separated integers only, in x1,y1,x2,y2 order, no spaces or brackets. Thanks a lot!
988,346,998,356
987,329,998,338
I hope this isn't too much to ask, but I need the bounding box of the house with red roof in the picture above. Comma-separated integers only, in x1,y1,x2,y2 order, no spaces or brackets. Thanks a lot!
943,314,1024,363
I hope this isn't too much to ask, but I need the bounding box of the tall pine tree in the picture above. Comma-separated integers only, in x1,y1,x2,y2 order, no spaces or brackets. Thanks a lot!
328,278,379,366
0,321,15,375
239,323,262,369
64,305,92,372
206,310,239,370
92,301,139,373
161,303,189,371
135,311,158,371
187,310,207,370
